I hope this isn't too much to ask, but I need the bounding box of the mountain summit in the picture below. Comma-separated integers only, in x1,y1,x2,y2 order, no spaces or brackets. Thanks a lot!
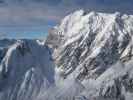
47,10,133,80
46,10,133,99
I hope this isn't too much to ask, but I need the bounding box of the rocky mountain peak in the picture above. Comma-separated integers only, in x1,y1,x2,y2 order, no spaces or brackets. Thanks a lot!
46,10,133,81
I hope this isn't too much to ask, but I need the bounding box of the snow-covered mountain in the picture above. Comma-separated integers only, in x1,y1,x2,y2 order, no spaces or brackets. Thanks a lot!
0,39,55,100
46,10,133,100
0,39,16,66
46,10,133,80
1,10,133,100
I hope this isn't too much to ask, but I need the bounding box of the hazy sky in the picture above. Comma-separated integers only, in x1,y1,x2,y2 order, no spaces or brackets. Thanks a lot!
0,0,133,39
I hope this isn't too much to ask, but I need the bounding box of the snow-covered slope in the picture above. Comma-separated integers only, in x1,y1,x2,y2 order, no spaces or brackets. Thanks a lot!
0,39,55,100
46,10,133,100
46,10,133,80
0,39,16,63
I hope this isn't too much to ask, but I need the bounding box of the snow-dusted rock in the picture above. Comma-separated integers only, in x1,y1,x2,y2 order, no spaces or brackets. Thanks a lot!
0,39,16,63
46,10,133,100
46,10,133,81
0,39,55,100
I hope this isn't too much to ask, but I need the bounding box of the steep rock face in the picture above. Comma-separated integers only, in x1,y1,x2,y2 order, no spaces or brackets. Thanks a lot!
0,39,16,63
0,39,55,100
91,61,133,100
46,10,133,80
45,10,133,100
